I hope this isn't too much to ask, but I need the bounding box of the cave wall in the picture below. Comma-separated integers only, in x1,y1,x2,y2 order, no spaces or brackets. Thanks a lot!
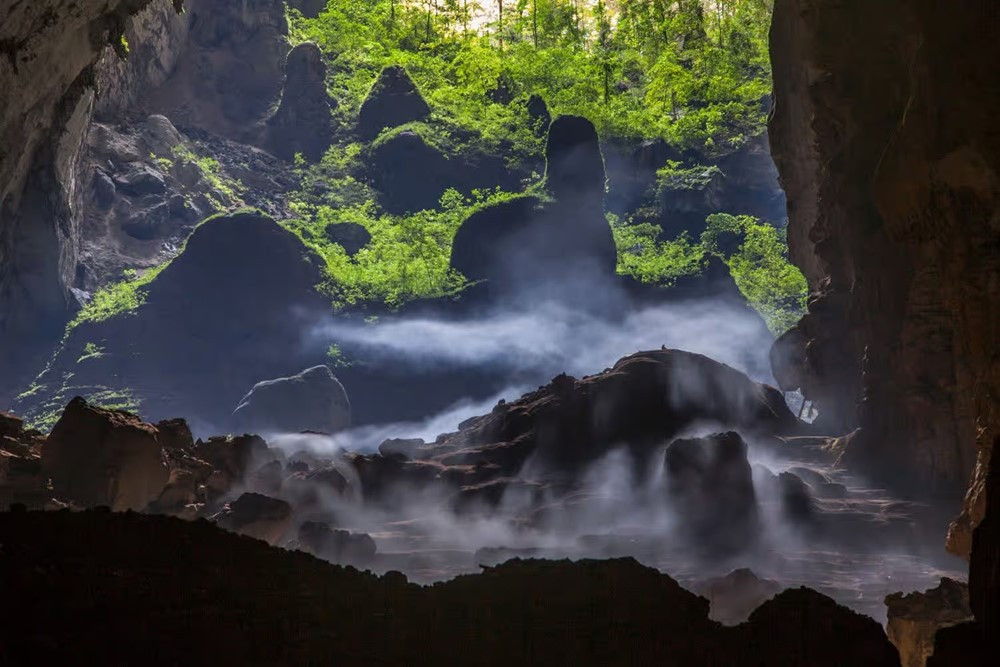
0,0,185,404
0,0,294,408
768,0,1000,556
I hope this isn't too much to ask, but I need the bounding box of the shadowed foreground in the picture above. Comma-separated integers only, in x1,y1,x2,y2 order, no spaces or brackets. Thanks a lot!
0,509,899,666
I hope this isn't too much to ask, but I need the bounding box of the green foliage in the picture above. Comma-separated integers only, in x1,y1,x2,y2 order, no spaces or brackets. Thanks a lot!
286,187,530,309
69,264,168,328
655,161,723,193
612,217,705,286
171,146,245,209
702,213,807,334
77,343,105,364
289,0,773,154
611,211,807,334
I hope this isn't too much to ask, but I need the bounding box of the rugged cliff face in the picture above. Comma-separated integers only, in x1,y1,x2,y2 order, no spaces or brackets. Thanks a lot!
768,0,1000,555
0,0,296,408
0,0,188,403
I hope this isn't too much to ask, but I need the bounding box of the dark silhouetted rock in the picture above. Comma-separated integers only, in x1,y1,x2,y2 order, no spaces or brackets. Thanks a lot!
965,435,1000,653
0,509,903,665
267,42,334,161
42,397,169,511
298,521,376,565
288,0,327,18
885,578,971,667
664,431,759,554
449,114,616,293
0,411,23,440
695,568,783,625
155,418,194,451
777,470,816,521
545,114,607,200
358,65,430,140
526,94,551,135
234,365,351,435
368,129,450,213
392,350,799,493
739,587,903,666
213,492,293,544
324,222,372,256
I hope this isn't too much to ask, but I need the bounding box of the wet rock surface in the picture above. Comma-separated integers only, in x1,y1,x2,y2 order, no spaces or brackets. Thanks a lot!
665,432,759,555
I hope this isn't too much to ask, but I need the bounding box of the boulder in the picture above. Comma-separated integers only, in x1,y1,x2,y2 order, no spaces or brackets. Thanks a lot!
367,129,450,213
324,222,372,256
213,492,293,545
266,42,334,161
664,432,759,554
885,578,972,667
358,65,431,140
114,165,167,196
141,115,183,155
42,397,169,511
695,568,783,625
196,434,272,488
233,366,351,435
776,471,816,521
297,521,377,566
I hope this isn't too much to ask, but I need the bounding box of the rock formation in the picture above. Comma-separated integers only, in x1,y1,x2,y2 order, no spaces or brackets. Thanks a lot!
885,578,971,667
266,42,335,161
42,397,169,511
768,0,1000,556
925,441,1000,665
233,365,352,436
14,211,330,431
358,65,431,140
695,568,783,625
365,126,520,214
324,221,372,256
365,350,799,490
0,509,903,665
0,0,187,406
664,432,759,555
450,115,618,293
212,492,293,544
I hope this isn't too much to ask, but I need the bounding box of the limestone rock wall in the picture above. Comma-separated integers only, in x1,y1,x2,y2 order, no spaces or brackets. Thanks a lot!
0,0,185,405
768,0,1000,555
